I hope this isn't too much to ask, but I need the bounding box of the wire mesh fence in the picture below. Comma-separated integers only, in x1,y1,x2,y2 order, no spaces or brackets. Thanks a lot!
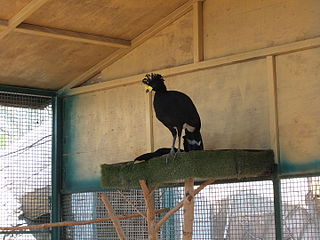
281,176,320,240
0,92,52,240
62,180,278,240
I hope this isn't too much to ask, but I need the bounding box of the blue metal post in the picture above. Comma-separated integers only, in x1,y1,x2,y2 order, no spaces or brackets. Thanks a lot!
273,165,283,240
52,96,63,240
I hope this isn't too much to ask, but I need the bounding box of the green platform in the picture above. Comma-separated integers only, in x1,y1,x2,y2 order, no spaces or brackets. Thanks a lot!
101,149,275,189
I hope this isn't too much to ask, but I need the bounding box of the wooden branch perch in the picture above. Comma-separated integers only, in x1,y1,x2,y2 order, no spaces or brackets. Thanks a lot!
140,180,158,240
117,190,146,219
0,208,169,232
100,193,128,240
155,178,215,232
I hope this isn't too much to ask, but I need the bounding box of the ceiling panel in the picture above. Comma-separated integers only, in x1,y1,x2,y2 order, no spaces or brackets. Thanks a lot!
0,32,116,89
25,0,189,40
0,0,32,20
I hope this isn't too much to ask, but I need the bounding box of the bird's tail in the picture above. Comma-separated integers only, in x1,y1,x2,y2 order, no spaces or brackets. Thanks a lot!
183,129,204,152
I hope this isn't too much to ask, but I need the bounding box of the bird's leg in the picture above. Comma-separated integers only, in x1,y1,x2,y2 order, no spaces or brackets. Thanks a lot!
173,128,182,160
166,128,177,163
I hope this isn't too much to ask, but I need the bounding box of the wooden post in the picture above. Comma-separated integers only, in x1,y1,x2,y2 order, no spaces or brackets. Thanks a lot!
139,180,158,240
183,178,195,240
100,193,128,240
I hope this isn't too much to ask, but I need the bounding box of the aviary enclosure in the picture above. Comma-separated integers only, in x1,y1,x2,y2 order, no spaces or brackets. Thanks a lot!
0,0,319,239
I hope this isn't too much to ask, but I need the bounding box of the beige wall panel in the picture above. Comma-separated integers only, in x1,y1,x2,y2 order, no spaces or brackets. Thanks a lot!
277,48,320,165
152,59,270,151
63,83,147,180
99,12,193,82
204,0,320,59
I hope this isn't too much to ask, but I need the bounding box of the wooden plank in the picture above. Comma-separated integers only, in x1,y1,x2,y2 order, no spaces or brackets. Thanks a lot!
58,0,193,93
266,56,280,163
276,48,320,173
15,23,131,48
145,92,155,152
146,92,154,152
193,0,204,62
0,0,49,39
183,178,194,240
0,19,7,28
62,37,320,96
100,193,128,240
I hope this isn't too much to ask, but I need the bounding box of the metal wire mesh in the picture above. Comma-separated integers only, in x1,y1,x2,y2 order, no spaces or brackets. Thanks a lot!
62,180,276,240
0,92,52,240
281,176,320,239
62,191,149,240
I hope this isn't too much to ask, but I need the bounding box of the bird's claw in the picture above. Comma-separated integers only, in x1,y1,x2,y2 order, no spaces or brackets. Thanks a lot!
173,149,181,160
165,148,176,163
165,148,181,163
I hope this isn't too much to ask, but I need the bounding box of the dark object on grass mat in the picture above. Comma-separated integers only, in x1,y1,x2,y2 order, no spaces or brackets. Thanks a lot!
101,150,275,189
134,148,182,163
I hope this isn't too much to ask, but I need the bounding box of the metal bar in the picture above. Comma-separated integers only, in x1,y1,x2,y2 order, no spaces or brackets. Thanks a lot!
0,230,51,235
0,84,56,97
273,165,283,240
51,96,63,240
280,172,320,178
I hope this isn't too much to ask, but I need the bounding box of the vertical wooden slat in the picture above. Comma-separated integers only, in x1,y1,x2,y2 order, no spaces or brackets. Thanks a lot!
267,55,280,163
100,193,128,240
183,178,195,240
193,0,204,62
146,92,154,152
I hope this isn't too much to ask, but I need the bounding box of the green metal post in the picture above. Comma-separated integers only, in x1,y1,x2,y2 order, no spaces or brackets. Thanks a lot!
52,96,63,240
273,165,283,240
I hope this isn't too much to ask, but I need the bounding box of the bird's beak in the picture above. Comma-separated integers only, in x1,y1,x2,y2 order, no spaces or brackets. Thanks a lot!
145,86,153,93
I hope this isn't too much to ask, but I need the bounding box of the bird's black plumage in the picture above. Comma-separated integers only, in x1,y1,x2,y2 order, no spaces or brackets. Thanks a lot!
142,73,203,155
134,148,182,162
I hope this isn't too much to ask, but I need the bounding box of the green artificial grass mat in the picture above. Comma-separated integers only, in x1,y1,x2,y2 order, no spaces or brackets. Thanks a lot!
101,149,275,189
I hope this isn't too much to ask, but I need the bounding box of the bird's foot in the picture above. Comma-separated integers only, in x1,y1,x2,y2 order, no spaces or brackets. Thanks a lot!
165,148,176,163
173,149,181,160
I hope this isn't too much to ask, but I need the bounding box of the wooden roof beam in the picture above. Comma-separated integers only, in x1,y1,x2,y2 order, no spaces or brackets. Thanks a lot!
15,23,131,48
58,0,194,94
0,17,131,48
0,0,50,39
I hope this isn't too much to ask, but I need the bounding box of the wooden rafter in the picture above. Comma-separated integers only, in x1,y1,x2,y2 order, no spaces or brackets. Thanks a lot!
15,23,131,48
0,0,50,39
0,19,7,28
58,0,194,94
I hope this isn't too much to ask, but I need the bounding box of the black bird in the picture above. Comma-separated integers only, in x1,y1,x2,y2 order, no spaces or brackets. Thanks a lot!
142,73,203,157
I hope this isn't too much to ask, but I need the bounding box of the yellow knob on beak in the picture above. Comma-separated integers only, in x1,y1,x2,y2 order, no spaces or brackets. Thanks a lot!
145,85,153,93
